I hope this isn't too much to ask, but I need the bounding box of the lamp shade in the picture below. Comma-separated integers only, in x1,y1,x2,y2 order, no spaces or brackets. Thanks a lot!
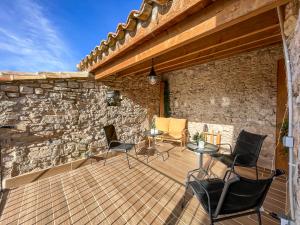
148,66,158,85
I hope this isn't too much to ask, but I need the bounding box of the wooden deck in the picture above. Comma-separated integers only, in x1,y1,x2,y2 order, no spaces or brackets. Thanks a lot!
0,143,287,225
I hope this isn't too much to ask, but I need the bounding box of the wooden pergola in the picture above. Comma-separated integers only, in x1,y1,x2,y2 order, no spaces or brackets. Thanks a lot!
78,0,290,80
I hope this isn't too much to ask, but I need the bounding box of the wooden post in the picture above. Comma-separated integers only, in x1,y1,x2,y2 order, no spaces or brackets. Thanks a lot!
159,81,165,117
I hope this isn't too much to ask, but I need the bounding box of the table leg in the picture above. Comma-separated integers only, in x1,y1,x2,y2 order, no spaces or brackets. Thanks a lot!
199,153,203,169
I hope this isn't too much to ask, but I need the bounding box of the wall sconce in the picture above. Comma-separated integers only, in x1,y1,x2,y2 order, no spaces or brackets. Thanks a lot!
106,90,122,106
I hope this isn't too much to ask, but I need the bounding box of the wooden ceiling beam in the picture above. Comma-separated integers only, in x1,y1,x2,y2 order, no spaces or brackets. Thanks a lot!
95,0,290,80
154,35,282,74
118,23,280,77
118,9,280,77
132,35,281,76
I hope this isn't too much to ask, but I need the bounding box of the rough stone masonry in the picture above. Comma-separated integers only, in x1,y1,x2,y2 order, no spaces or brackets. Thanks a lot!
0,74,160,178
163,45,283,169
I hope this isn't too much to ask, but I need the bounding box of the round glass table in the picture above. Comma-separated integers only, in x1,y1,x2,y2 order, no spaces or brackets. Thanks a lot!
143,129,164,162
187,142,219,172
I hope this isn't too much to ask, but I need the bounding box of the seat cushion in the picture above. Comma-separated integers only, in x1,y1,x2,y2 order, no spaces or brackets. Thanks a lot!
110,142,134,151
166,133,183,140
189,178,224,214
168,118,186,134
155,117,170,133
212,153,256,167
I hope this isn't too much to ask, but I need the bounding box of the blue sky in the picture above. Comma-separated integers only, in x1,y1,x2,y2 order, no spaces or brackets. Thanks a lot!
0,0,141,72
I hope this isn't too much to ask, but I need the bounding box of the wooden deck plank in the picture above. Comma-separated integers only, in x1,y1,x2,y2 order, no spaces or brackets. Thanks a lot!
0,144,285,225
35,178,54,225
61,172,91,225
17,182,38,224
0,187,25,225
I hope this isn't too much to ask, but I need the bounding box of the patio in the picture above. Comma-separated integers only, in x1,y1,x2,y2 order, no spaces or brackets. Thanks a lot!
0,0,298,224
0,143,286,225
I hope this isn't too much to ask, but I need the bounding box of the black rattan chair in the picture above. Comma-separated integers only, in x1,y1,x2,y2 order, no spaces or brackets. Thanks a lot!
212,130,267,179
183,169,284,225
103,125,137,169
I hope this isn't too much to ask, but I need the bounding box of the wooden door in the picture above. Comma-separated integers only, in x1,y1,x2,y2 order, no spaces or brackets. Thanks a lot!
275,58,288,171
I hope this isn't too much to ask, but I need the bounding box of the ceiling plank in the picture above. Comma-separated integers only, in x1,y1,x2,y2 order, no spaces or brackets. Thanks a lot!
94,0,290,80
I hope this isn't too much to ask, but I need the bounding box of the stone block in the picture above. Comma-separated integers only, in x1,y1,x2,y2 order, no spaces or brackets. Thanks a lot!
76,143,87,151
82,82,95,89
68,81,79,88
49,93,61,99
35,88,44,95
40,84,53,89
6,93,19,98
1,85,18,92
55,82,67,87
20,86,34,94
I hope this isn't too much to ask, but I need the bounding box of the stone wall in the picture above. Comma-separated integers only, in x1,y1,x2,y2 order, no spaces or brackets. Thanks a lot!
0,74,159,178
163,45,283,169
285,0,300,223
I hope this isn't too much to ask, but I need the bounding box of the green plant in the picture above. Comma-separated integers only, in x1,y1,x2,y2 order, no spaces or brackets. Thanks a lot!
193,132,205,143
279,118,289,155
151,117,156,129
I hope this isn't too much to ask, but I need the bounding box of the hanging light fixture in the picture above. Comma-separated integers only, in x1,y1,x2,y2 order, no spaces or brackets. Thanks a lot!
148,58,158,85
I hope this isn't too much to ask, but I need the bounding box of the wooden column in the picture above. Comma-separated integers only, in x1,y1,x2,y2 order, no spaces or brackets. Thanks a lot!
275,58,288,171
159,81,165,117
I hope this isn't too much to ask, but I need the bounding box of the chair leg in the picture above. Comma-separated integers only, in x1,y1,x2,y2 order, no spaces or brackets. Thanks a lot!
134,145,138,158
257,211,262,225
125,151,131,169
255,166,259,179
148,137,151,148
209,213,214,225
182,183,189,209
103,149,110,166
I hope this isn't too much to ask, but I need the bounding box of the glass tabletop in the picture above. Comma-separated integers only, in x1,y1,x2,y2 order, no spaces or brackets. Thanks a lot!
187,142,219,154
144,129,164,137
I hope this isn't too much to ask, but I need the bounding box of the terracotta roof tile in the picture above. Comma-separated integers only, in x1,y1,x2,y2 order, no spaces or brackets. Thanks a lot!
77,0,169,71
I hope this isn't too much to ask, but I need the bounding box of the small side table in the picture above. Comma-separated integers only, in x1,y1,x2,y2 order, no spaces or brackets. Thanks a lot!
187,142,219,173
143,130,164,162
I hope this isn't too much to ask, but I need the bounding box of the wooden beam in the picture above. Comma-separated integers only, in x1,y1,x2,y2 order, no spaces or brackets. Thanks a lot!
155,36,281,74
118,10,279,77
130,35,281,76
159,82,165,117
95,0,290,79
119,24,280,77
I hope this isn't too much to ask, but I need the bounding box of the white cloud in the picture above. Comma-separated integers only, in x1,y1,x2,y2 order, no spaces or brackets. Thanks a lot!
0,0,76,72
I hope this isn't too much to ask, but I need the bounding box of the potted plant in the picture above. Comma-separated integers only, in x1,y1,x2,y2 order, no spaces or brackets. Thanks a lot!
193,131,205,149
150,116,158,135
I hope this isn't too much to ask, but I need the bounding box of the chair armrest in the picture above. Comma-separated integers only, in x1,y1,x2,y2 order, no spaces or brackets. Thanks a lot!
217,143,232,154
186,168,207,182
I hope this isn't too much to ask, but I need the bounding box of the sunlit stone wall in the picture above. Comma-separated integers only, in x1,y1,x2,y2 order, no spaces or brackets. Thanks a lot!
163,45,283,169
0,74,159,178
